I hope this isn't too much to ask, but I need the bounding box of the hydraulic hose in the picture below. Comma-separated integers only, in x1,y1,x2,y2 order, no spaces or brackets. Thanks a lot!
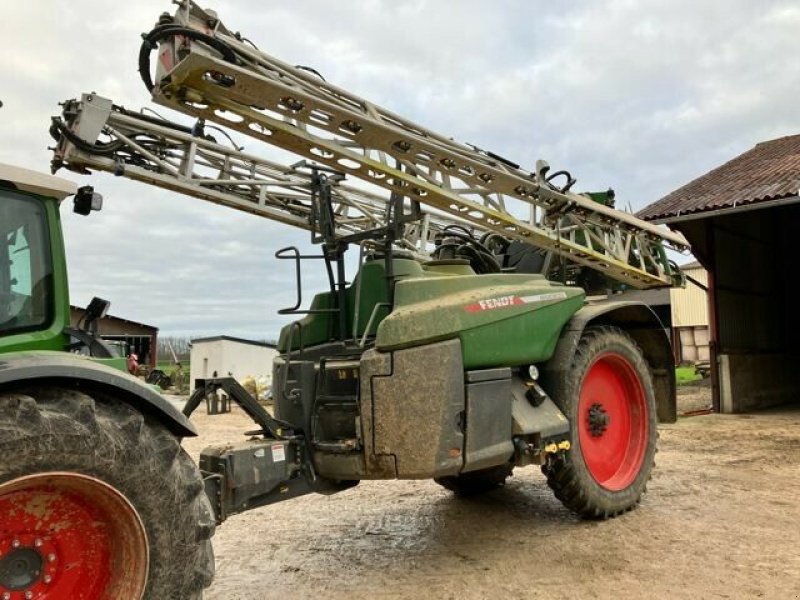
112,104,194,135
49,117,124,156
138,25,238,92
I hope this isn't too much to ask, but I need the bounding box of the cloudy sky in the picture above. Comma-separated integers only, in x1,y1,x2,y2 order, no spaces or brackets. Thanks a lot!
2,1,798,339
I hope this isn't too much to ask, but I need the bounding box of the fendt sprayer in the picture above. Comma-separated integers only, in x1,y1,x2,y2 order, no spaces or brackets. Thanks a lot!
0,1,689,598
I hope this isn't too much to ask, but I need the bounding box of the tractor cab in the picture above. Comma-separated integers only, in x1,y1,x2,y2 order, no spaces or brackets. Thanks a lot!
0,164,75,354
0,164,109,358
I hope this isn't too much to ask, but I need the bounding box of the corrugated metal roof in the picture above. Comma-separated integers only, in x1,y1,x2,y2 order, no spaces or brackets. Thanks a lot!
69,305,158,333
637,134,800,221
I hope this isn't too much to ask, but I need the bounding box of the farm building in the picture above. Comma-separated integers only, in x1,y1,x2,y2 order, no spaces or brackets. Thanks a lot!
670,261,710,365
70,305,158,369
617,288,671,336
189,335,277,392
639,134,800,413
618,273,710,366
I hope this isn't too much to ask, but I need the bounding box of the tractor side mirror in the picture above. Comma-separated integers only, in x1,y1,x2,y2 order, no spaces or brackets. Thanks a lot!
80,296,111,333
73,186,103,216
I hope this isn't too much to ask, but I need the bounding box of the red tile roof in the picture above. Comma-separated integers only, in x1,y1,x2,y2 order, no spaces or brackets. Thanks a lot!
637,134,800,221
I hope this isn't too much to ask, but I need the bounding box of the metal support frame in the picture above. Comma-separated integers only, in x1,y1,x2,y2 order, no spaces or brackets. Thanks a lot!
706,221,721,413
51,94,457,257
142,0,688,289
184,377,293,438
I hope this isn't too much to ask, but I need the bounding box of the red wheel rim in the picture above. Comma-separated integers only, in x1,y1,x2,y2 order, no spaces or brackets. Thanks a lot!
0,472,148,599
578,352,648,491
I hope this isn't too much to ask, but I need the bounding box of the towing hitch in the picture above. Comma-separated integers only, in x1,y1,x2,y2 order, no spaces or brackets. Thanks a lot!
199,438,312,523
185,377,354,523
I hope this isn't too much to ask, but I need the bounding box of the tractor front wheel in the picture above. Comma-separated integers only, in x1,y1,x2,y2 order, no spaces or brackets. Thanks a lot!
0,387,215,599
542,326,657,519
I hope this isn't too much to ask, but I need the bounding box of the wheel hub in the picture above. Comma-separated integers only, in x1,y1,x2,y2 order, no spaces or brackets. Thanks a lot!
0,533,58,597
587,403,610,437
0,472,149,599
577,352,649,491
0,548,43,591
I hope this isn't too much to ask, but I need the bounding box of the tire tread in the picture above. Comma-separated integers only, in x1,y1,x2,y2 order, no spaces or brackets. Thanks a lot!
541,326,658,520
0,386,214,599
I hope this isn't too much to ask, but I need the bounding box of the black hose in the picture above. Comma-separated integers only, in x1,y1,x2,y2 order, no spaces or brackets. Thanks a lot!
50,117,125,156
138,25,238,92
443,224,475,238
113,103,194,135
439,228,497,258
546,169,576,193
457,244,501,274
50,115,172,161
295,65,326,81
479,232,511,254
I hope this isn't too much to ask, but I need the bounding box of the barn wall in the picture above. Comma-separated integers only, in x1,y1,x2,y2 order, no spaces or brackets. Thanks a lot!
712,205,800,412
189,339,277,392
218,340,277,384
189,340,225,390
671,266,708,328
719,354,799,412
672,203,800,413
714,210,781,353
670,266,710,363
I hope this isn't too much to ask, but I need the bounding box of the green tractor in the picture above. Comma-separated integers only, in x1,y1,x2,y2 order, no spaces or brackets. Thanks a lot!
0,165,214,599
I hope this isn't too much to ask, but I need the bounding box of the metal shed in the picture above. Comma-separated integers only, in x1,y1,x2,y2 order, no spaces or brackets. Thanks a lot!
189,336,277,392
639,134,800,413
70,305,158,369
670,261,710,364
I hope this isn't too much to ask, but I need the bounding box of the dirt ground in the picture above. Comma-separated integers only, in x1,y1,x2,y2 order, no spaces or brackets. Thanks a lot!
180,383,800,600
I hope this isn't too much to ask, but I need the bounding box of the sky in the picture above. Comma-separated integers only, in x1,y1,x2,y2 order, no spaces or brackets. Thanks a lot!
1,0,798,339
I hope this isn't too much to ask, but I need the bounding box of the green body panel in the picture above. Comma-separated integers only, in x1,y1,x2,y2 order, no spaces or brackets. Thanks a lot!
277,258,421,352
278,291,335,352
457,299,582,368
376,274,584,369
279,256,585,369
92,356,128,372
0,191,70,355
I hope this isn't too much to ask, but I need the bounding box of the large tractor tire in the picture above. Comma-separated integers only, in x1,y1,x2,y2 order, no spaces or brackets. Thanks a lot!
542,326,657,519
0,387,215,599
435,463,513,496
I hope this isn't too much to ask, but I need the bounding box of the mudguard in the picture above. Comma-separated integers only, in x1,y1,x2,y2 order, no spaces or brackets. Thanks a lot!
543,299,677,423
0,351,196,437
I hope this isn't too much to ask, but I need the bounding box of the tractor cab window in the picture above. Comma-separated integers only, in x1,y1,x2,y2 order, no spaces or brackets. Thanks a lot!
0,190,53,335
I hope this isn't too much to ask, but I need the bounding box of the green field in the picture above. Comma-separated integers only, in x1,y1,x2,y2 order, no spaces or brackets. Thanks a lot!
676,366,702,384
157,361,189,376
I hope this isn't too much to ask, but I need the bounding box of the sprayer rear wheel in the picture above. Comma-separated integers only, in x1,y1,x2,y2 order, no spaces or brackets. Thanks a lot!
542,326,657,519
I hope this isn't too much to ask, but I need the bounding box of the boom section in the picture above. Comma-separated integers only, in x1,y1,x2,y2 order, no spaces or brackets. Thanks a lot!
50,93,445,254
140,1,687,288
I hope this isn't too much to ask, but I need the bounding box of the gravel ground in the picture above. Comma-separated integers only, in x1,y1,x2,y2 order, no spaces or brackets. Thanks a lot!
178,383,800,600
